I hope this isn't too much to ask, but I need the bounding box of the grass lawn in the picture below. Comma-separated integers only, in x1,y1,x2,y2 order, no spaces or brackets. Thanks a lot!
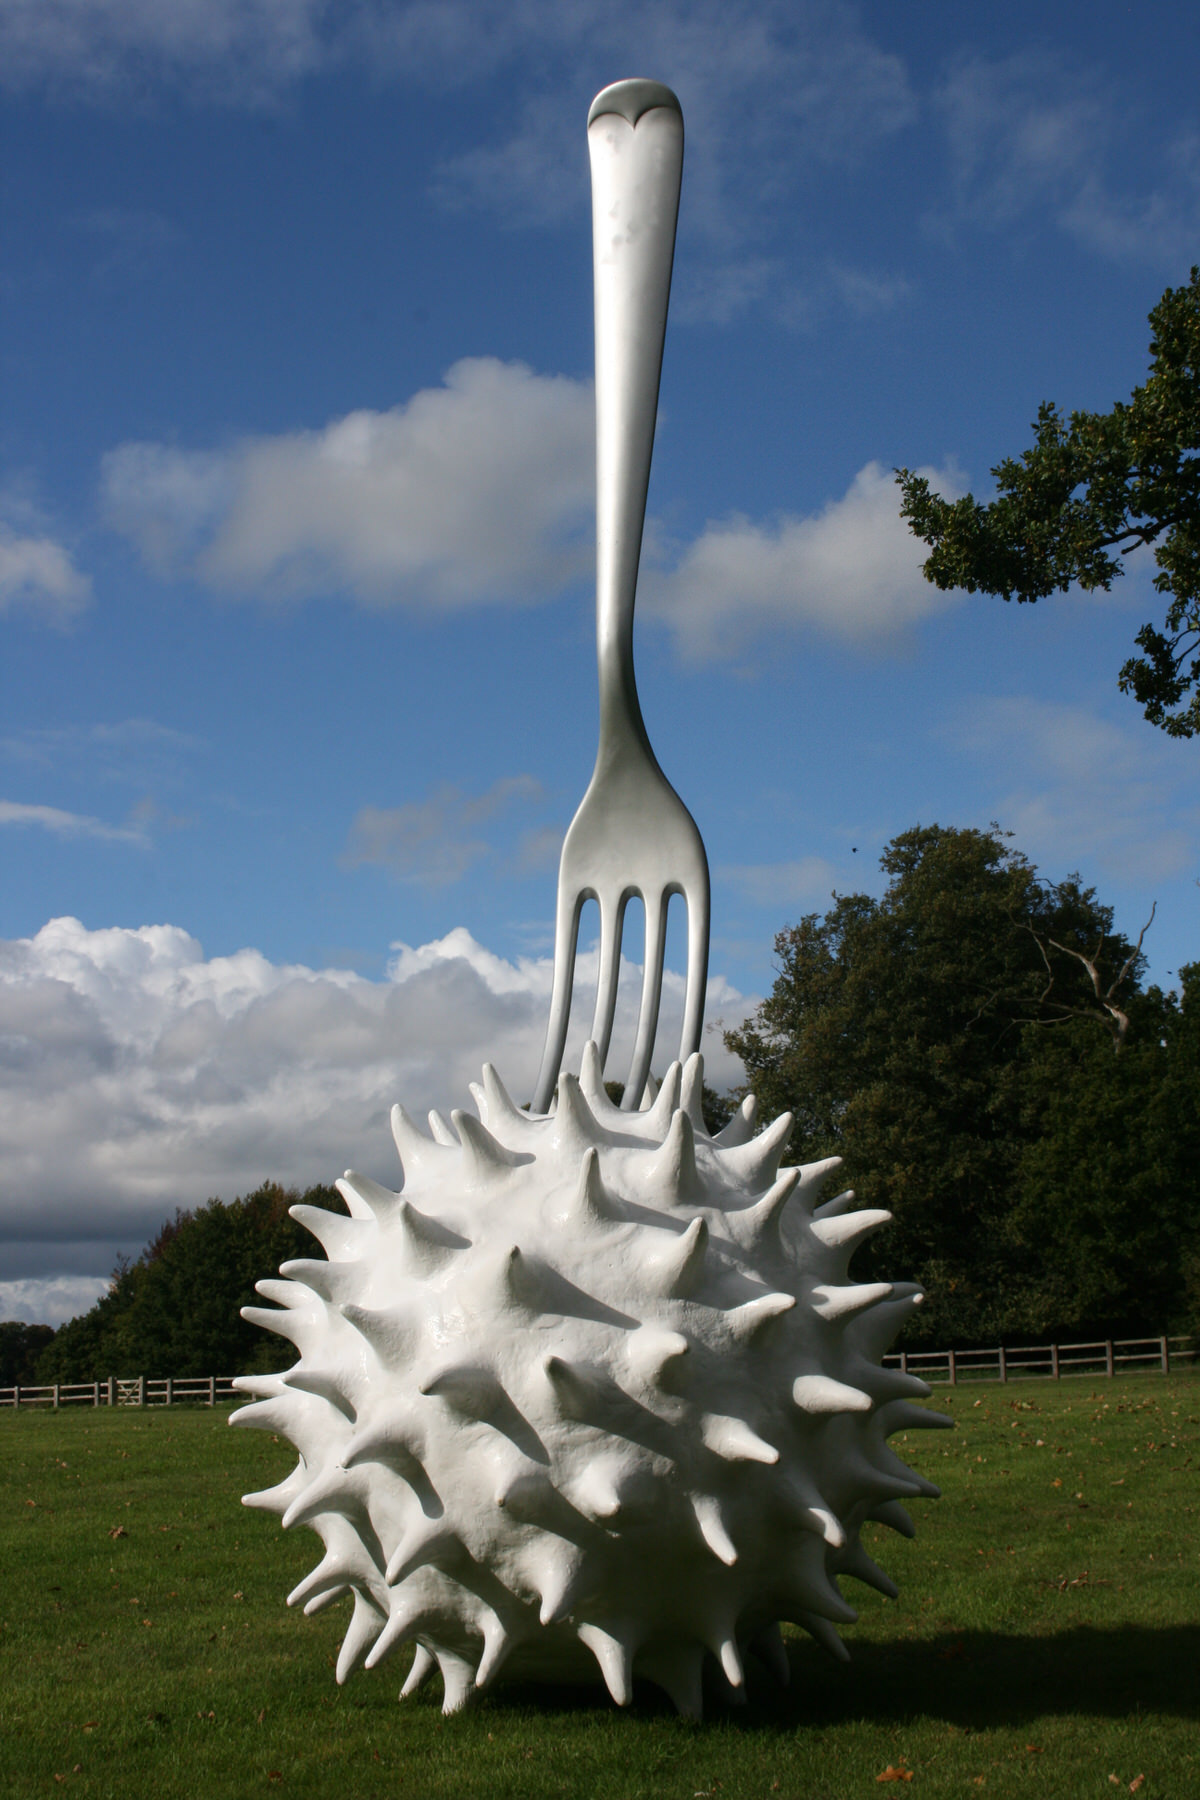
1,1372,1196,1799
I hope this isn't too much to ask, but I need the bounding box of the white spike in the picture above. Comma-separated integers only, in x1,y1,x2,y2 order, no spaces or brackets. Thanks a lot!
678,1051,707,1128
551,1071,601,1151
338,1170,402,1219
242,1465,307,1516
879,1399,954,1435
869,1500,916,1539
702,1414,778,1464
577,1622,637,1706
252,1277,311,1309
390,1102,452,1182
639,1068,660,1108
335,1591,386,1684
812,1186,858,1220
474,1612,516,1690
797,1611,850,1663
646,1215,708,1298
743,1167,802,1243
791,1375,874,1415
452,1109,528,1184
637,1642,704,1721
778,1474,845,1547
714,1093,757,1146
536,1549,584,1626
836,1541,899,1600
418,1361,505,1421
691,1493,738,1566
288,1203,364,1260
482,1062,536,1137
436,1649,477,1714
625,1324,690,1389
810,1280,894,1322
384,1523,460,1586
723,1290,796,1341
717,1109,793,1187
240,1304,305,1346
810,1208,892,1253
700,1627,744,1690
427,1109,458,1147
639,1063,683,1135
572,1461,624,1522
400,1643,436,1698
363,1601,424,1671
643,1106,700,1204
562,1146,621,1225
288,1554,351,1610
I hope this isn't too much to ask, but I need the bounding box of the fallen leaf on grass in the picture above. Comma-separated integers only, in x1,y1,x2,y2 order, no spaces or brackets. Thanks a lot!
81,1722,98,1733
108,1527,126,1540
876,1768,913,1783
1130,1780,1145,1793
1025,1745,1043,1754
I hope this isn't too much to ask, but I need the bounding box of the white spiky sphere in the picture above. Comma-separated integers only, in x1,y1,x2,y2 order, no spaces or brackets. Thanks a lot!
231,1045,946,1718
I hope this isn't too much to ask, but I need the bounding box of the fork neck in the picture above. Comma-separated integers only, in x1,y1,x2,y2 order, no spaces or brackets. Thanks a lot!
589,94,683,772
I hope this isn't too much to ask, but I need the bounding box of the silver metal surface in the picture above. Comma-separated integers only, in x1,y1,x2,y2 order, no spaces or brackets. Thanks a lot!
532,78,710,1115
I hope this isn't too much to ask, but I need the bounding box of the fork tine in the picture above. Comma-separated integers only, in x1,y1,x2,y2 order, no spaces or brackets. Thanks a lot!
532,887,585,1115
678,880,710,1066
621,889,669,1110
589,890,629,1067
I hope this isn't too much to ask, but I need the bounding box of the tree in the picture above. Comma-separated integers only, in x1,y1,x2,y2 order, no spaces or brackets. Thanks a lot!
37,1180,346,1382
0,1320,55,1386
897,267,1200,736
725,825,1199,1345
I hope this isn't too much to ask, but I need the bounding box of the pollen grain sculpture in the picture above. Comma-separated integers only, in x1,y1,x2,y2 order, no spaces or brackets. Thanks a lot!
231,79,948,1720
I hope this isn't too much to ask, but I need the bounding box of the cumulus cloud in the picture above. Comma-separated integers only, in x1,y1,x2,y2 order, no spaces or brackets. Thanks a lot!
0,915,750,1317
343,775,545,886
950,695,1200,885
642,460,965,661
102,358,595,608
0,524,91,624
0,799,147,843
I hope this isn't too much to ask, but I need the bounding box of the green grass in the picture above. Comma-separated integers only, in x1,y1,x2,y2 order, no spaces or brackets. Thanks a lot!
1,1374,1196,1799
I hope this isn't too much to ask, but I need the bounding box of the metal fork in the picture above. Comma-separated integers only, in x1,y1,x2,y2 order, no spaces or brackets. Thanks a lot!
531,79,710,1116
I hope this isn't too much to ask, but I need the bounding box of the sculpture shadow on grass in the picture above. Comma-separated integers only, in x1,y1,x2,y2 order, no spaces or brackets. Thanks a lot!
482,1625,1200,1727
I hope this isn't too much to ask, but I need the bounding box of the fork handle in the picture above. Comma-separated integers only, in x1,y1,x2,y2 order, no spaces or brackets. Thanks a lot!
587,81,683,767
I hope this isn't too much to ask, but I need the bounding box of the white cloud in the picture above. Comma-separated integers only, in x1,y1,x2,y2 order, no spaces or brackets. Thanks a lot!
0,0,332,101
0,525,91,623
102,358,595,608
343,775,545,886
933,52,1200,265
0,799,146,843
950,695,1200,885
642,460,964,661
0,1274,108,1330
0,916,751,1308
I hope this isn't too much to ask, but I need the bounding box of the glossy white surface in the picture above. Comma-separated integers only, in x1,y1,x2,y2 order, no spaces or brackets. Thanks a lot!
232,1047,946,1717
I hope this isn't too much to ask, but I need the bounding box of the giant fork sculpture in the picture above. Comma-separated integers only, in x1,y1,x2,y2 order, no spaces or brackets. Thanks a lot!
532,80,710,1116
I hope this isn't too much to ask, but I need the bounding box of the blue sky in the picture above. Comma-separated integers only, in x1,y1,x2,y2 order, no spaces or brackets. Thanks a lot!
2,0,1198,1326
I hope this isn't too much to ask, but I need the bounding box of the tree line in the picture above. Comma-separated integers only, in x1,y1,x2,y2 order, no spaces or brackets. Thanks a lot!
5,822,1197,1383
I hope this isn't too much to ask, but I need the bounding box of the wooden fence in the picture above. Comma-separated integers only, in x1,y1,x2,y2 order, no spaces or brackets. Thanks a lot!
1,1334,1196,1409
885,1333,1196,1386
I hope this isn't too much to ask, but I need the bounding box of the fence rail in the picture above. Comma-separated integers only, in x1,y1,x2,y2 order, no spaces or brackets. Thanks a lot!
885,1334,1197,1386
0,1375,241,1410
0,1336,1195,1410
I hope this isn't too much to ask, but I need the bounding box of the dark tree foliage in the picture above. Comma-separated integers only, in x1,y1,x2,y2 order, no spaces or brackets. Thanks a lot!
37,1181,346,1382
0,1320,56,1385
726,825,1199,1347
898,268,1200,736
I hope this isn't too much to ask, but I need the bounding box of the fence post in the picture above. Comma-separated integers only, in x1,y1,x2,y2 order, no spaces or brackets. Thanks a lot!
165,1378,173,1408
1105,1341,1115,1378
948,1350,957,1386
53,1384,60,1410
900,1352,908,1375
209,1376,216,1407
92,1381,99,1408
14,1384,20,1410
1160,1335,1169,1374
998,1346,1007,1384
1050,1343,1060,1379
137,1375,145,1408
107,1375,115,1407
